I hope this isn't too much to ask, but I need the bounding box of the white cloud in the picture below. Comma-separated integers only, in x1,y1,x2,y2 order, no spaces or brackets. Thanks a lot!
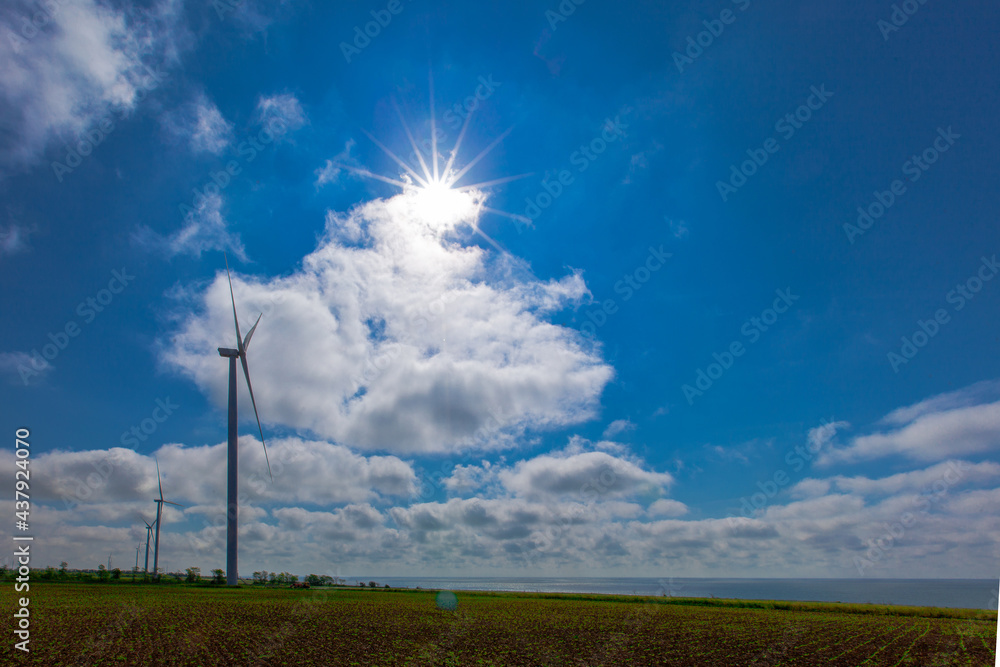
793,460,1000,498
133,192,246,260
0,223,31,255
163,192,613,454
807,420,848,452
161,93,233,155
443,462,498,495
880,380,1000,426
498,450,672,500
707,444,748,464
0,0,184,171
0,350,53,384
788,477,831,499
4,443,999,578
646,498,688,517
602,419,635,439
0,438,416,510
255,92,306,132
818,390,1000,465
315,139,356,188
557,435,628,457
188,96,232,154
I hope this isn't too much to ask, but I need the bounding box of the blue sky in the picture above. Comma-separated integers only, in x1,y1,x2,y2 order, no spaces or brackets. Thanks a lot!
1,0,999,580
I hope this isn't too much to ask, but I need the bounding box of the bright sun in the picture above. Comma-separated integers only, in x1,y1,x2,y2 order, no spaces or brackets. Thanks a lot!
407,175,479,229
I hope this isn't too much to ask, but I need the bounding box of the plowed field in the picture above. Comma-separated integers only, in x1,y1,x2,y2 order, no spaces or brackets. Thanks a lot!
2,584,995,666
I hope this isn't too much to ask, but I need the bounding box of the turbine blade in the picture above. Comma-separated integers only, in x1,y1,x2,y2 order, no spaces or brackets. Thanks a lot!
243,313,261,351
155,458,163,500
240,354,273,482
225,253,244,354
162,500,185,508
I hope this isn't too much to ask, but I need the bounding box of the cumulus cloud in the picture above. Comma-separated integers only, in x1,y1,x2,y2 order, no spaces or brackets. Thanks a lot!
133,192,246,260
646,498,688,517
163,192,613,453
0,0,183,172
498,450,672,500
0,438,416,511
818,385,1000,465
5,442,1000,578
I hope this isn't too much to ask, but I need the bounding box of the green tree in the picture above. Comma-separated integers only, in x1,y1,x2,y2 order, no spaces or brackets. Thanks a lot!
185,567,201,583
59,562,68,580
111,568,122,580
211,569,225,585
97,564,109,582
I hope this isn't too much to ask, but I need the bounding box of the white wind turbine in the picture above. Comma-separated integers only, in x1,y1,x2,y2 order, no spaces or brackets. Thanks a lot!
218,256,272,586
152,459,184,581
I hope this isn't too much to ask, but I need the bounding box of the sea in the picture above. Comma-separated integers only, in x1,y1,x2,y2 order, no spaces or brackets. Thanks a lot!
366,577,999,610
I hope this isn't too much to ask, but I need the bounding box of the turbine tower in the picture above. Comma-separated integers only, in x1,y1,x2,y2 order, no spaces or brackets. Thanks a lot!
219,256,272,586
152,459,184,581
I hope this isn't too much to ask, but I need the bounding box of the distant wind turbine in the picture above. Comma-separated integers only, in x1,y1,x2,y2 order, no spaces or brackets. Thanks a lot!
152,459,184,581
140,516,154,576
218,256,272,586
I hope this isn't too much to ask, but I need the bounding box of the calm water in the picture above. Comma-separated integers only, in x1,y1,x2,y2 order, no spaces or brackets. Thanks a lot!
368,577,999,610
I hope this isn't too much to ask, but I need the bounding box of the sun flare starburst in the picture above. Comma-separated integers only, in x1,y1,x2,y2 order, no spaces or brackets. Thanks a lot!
336,84,533,252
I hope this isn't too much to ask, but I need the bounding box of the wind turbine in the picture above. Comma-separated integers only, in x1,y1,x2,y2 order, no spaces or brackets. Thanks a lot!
218,256,272,586
141,516,155,576
152,459,184,581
